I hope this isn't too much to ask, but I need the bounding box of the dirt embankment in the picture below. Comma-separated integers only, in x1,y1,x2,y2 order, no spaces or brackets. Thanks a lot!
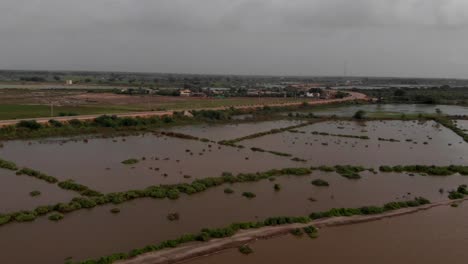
118,198,464,264
0,91,369,127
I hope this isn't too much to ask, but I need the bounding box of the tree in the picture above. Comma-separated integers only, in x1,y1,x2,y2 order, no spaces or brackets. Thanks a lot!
353,110,366,120
394,89,406,96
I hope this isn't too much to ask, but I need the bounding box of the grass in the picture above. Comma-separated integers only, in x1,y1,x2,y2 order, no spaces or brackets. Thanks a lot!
0,97,306,120
0,104,145,120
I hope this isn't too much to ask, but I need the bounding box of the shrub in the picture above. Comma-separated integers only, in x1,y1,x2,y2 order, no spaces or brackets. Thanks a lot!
16,168,58,183
0,215,12,225
290,228,303,236
14,212,37,222
58,180,102,197
48,213,64,221
48,119,63,127
110,208,121,214
121,159,139,165
29,190,41,197
353,110,366,119
167,213,180,221
242,192,256,199
166,189,180,200
16,120,42,130
274,184,281,191
0,158,18,170
303,226,319,238
238,245,253,255
224,188,234,194
311,179,329,187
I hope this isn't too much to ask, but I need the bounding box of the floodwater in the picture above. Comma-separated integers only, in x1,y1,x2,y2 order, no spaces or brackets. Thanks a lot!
0,170,77,212
0,134,298,192
1,171,467,263
0,116,467,263
241,120,467,166
301,104,468,117
169,119,302,141
455,119,468,131
189,202,468,264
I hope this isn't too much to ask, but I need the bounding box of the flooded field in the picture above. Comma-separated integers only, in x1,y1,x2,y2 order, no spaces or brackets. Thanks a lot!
299,104,468,117
0,114,467,264
169,120,302,141
189,202,468,264
0,135,298,192
0,170,467,263
455,120,468,131
0,169,77,212
241,120,467,166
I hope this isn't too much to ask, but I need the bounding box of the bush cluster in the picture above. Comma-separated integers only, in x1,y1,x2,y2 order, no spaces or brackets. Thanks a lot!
311,179,329,187
448,185,468,200
310,131,369,140
379,165,468,176
16,168,58,183
0,158,18,171
309,197,430,219
58,180,102,197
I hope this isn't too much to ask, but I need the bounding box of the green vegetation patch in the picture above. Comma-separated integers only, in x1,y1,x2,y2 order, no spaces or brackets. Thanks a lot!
58,180,102,197
48,213,64,221
0,158,18,171
29,190,41,197
448,185,468,200
238,245,253,255
379,165,468,176
16,168,58,183
311,179,329,187
121,159,139,165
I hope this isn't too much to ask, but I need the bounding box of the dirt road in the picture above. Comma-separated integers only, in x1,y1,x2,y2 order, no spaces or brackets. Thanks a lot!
0,91,368,127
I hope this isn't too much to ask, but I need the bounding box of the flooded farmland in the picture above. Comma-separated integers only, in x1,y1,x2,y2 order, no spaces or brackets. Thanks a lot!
295,103,468,117
0,115,467,264
189,203,468,264
241,120,467,166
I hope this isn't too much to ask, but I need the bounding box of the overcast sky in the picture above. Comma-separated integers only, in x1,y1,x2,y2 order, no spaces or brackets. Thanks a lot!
1,0,468,78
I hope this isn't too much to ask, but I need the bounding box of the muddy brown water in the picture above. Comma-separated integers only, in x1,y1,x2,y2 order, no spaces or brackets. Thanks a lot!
455,119,468,131
1,171,467,263
0,134,298,193
188,202,468,264
241,120,467,166
291,103,468,117
0,170,77,212
0,118,467,263
169,119,302,141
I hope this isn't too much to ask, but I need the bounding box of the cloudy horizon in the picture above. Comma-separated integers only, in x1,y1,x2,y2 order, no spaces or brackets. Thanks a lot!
1,0,468,78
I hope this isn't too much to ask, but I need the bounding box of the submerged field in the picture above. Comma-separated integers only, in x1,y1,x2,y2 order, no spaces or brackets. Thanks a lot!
189,203,468,264
0,106,467,264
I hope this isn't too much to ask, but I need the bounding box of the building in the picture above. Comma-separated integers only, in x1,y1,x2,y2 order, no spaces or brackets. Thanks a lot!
65,80,73,85
179,89,192,97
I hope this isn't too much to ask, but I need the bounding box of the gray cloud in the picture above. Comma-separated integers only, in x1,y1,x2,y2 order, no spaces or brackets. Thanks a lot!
1,0,468,77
